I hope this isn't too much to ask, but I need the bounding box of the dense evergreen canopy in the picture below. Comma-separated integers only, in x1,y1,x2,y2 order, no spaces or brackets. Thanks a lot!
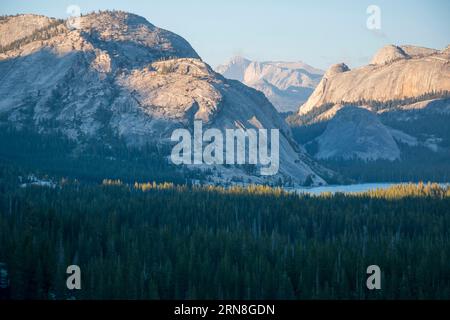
0,165,449,299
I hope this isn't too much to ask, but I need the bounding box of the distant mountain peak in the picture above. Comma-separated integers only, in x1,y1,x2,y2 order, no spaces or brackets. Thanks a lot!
229,55,251,64
215,56,251,82
216,57,323,112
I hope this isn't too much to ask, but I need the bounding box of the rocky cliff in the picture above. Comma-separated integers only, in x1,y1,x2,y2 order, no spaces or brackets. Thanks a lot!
0,11,330,186
298,44,450,119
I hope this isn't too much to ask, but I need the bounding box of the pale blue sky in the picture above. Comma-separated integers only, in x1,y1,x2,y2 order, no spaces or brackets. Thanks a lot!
1,0,449,69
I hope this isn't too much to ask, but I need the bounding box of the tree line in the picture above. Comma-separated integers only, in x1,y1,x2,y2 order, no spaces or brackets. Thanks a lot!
0,19,65,54
0,165,449,299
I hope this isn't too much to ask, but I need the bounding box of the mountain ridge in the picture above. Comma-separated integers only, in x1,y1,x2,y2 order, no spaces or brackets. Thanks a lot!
296,44,450,120
288,44,450,170
0,11,332,186
216,56,323,112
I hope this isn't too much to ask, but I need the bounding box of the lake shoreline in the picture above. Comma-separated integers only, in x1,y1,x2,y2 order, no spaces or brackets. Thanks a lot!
287,182,450,195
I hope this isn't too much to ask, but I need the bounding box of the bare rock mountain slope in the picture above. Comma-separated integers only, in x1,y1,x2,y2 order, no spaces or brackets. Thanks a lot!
298,44,450,118
313,106,401,161
0,11,330,186
291,44,450,163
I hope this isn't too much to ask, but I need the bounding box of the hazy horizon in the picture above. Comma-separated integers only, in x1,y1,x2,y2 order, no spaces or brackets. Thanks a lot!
1,0,449,69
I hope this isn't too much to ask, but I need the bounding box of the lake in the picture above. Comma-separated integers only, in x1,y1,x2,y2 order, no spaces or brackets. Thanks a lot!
290,183,448,195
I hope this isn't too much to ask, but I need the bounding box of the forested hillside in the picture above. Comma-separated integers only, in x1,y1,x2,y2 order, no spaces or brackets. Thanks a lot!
0,164,449,299
290,98,450,182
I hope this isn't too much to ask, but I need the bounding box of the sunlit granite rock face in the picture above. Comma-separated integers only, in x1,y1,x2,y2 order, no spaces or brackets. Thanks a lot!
0,11,331,186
